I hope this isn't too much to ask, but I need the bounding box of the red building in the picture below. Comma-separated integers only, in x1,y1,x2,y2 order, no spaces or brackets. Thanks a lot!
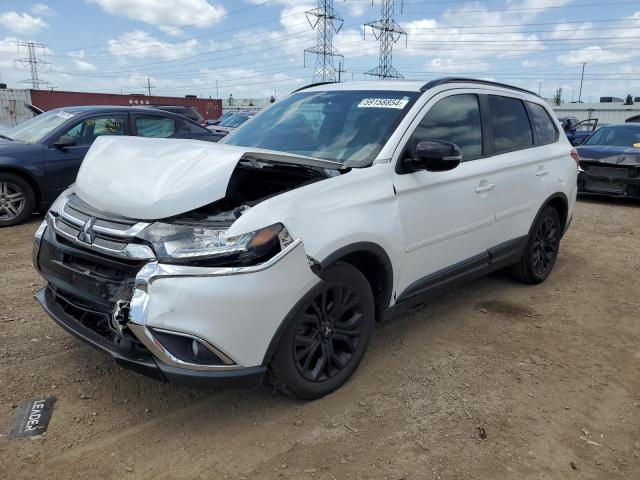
29,90,222,121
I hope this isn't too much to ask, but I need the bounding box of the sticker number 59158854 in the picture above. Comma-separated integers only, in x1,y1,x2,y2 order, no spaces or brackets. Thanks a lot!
357,98,409,109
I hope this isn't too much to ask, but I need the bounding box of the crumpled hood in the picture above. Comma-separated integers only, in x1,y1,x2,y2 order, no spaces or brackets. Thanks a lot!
577,145,640,166
75,136,339,220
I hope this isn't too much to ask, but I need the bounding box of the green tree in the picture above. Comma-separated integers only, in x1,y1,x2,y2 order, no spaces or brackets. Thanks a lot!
553,87,563,106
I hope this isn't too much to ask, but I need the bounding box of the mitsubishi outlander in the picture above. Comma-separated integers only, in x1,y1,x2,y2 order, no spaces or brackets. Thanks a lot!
33,79,578,399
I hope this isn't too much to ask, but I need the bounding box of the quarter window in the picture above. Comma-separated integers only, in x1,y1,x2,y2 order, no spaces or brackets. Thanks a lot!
413,94,483,159
526,102,558,145
489,95,533,153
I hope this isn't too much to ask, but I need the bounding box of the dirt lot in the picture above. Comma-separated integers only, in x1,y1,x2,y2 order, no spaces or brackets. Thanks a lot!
1,197,639,480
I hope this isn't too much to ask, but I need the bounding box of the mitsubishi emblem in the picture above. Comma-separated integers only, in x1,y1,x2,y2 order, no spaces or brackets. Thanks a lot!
78,217,96,244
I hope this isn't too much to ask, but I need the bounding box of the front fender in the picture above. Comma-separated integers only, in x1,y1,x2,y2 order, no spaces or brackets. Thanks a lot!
227,163,405,298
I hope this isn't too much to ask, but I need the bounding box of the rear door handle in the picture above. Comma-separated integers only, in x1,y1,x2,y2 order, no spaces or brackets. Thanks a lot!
475,183,495,193
536,168,550,177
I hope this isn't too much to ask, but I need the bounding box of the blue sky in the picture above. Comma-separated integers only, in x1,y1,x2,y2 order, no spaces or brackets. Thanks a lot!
0,0,639,102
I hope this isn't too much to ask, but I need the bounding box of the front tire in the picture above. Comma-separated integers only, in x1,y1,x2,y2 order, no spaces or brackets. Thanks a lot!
0,173,36,227
269,262,375,400
510,206,561,284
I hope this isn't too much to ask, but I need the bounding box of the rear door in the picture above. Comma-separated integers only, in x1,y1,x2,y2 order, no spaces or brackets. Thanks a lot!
393,91,496,298
44,113,128,198
486,95,556,247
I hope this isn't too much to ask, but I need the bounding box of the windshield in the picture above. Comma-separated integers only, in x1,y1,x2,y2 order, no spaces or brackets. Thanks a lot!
223,90,420,166
5,110,74,144
220,113,250,128
584,125,640,147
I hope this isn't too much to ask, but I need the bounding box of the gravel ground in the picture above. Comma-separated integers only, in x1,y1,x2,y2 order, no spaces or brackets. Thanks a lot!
1,196,639,480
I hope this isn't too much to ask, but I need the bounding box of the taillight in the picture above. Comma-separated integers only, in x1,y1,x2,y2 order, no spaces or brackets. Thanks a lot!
570,148,580,168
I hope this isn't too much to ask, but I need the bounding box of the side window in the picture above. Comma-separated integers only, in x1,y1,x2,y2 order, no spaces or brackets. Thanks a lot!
489,95,533,153
526,102,558,145
62,116,125,146
135,115,176,138
176,119,209,134
413,94,482,159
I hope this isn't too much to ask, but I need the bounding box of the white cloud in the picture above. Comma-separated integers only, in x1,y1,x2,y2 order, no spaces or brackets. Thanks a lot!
86,0,226,29
556,46,637,66
72,59,97,71
107,30,199,60
31,4,56,16
0,11,47,34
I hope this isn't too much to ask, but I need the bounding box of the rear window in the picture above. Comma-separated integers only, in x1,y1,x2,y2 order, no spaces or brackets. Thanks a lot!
135,115,176,138
489,95,533,153
526,102,558,145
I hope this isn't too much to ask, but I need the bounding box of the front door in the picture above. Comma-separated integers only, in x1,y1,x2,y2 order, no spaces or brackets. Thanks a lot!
44,114,127,198
393,92,496,299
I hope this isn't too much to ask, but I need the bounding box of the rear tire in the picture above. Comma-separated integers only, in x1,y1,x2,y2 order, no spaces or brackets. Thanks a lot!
510,206,561,284
0,173,35,227
268,262,375,400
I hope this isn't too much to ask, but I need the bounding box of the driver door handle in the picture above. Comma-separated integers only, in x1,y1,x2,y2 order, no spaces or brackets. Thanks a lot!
536,168,550,177
475,183,495,193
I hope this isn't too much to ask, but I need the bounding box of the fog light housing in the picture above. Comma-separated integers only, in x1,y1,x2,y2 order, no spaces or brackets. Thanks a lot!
151,329,234,366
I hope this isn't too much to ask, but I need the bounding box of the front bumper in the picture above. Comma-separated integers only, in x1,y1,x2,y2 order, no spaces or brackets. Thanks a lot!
33,214,320,387
35,288,266,388
578,163,640,198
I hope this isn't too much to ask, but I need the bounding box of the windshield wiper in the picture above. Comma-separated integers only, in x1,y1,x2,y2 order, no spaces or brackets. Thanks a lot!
0,134,13,141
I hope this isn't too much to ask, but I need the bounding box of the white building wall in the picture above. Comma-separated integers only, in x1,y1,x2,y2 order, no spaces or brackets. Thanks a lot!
552,103,640,125
0,89,33,126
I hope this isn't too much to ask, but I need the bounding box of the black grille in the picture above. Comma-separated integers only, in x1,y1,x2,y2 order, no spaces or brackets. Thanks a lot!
38,225,147,347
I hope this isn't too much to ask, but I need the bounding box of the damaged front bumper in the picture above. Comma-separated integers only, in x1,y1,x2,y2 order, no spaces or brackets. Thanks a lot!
578,162,640,198
33,216,320,388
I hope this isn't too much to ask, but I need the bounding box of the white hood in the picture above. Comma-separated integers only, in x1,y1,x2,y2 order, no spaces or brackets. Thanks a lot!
74,136,340,220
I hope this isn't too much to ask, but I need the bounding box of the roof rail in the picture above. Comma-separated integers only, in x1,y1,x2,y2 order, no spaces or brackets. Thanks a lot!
292,81,337,93
420,77,540,97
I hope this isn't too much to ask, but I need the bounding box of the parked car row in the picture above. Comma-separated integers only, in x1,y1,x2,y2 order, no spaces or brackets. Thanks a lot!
0,106,218,226
206,110,258,140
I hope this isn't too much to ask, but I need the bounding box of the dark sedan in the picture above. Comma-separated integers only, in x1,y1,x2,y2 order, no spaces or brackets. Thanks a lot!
0,105,218,226
577,124,640,198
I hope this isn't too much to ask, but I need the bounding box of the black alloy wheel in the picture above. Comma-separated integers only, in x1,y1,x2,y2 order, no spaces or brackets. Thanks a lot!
531,216,558,276
294,284,364,382
510,206,561,284
269,262,375,400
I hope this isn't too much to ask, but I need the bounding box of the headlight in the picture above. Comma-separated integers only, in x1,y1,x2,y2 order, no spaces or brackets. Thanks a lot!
136,222,291,267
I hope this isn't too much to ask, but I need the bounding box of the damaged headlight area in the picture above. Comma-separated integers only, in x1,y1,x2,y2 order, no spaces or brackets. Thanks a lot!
136,222,293,267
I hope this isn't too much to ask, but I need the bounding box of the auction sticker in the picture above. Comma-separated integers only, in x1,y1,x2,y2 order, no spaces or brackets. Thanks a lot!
357,97,409,109
8,396,56,439
56,111,75,119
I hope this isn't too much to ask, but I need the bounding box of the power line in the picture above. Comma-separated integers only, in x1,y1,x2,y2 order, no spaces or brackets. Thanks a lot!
364,0,407,79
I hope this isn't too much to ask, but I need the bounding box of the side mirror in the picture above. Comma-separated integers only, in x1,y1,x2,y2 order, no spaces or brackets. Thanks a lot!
53,135,77,149
404,139,462,173
572,138,584,146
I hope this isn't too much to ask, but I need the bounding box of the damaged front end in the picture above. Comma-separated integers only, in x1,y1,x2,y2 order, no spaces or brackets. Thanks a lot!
33,142,329,386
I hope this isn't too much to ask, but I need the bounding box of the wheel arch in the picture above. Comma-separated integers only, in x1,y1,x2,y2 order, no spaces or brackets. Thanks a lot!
535,192,569,235
261,241,394,366
319,242,394,320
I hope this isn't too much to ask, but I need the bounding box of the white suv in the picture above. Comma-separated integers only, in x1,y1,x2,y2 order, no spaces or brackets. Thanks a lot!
33,79,577,399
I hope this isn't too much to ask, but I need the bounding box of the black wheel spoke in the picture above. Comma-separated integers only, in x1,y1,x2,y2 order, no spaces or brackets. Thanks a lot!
530,214,559,276
293,281,364,382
